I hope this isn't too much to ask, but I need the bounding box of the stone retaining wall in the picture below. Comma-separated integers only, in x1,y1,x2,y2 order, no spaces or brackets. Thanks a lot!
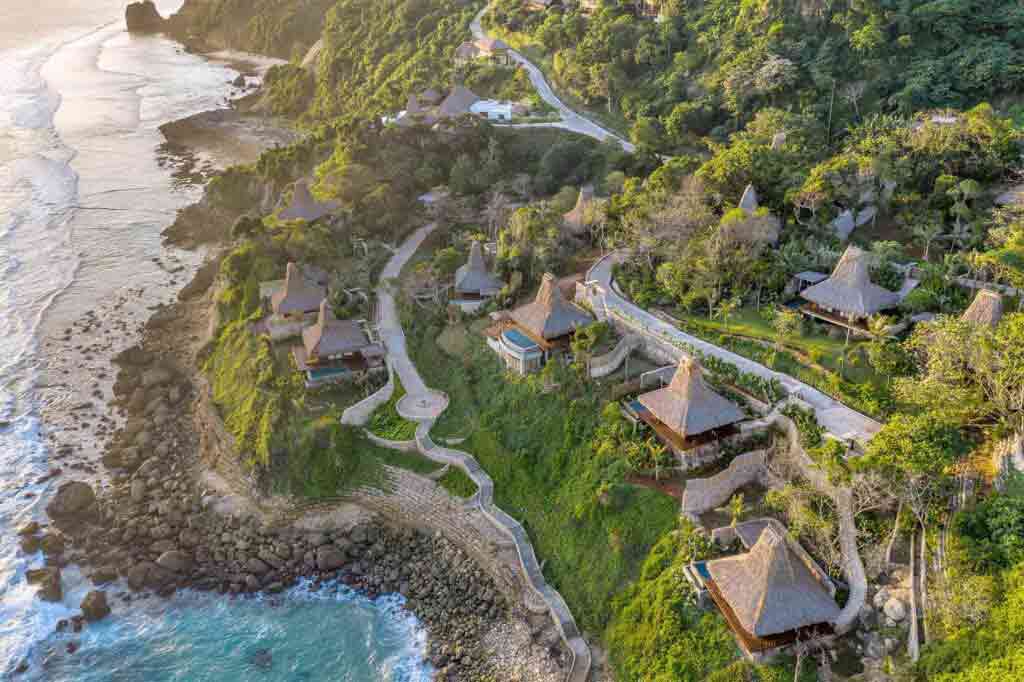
588,334,641,378
341,359,395,426
680,449,768,515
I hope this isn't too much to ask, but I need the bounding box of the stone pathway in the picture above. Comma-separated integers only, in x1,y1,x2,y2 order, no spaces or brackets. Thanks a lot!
470,5,635,153
371,223,593,682
586,252,882,445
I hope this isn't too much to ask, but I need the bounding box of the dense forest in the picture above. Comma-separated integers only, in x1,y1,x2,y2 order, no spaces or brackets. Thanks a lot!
171,0,1024,679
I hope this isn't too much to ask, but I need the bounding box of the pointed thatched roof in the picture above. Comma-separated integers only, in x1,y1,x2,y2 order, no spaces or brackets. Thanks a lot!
303,300,374,358
638,357,745,438
961,289,1004,327
563,184,595,236
271,263,327,316
800,245,899,318
438,85,480,118
739,184,759,214
706,526,840,638
510,273,592,341
475,37,510,54
454,41,480,61
454,241,503,295
419,88,442,105
405,93,423,115
279,180,340,222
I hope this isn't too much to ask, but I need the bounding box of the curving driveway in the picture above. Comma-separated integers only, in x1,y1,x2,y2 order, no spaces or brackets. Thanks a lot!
471,6,636,153
586,252,882,445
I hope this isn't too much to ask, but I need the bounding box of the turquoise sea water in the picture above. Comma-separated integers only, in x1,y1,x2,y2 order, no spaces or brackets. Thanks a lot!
32,581,432,682
0,2,433,677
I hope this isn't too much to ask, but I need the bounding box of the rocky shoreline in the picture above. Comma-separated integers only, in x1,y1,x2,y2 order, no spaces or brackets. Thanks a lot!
22,48,565,682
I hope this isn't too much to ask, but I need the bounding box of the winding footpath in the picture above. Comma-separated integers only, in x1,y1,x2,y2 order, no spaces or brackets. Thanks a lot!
586,252,882,445
470,6,636,153
367,223,593,682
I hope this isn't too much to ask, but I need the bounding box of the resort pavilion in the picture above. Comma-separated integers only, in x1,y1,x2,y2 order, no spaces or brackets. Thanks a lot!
695,524,840,656
633,357,745,456
562,184,595,237
278,179,340,223
486,273,593,375
292,300,385,386
270,262,327,319
799,245,900,336
961,289,1004,327
453,241,504,305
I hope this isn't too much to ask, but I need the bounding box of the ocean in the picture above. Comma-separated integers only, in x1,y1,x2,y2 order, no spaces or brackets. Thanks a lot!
0,2,432,678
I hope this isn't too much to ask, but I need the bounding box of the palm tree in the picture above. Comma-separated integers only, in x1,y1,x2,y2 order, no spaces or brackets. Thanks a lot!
913,221,944,262
713,295,742,330
647,439,668,481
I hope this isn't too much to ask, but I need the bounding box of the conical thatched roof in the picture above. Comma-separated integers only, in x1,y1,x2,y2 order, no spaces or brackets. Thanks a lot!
706,526,840,638
271,263,326,316
303,300,372,358
638,357,744,438
405,93,423,115
510,273,592,340
961,289,1004,327
438,85,480,118
419,88,442,105
739,184,759,214
800,245,899,318
279,180,340,222
563,184,595,236
454,241,503,295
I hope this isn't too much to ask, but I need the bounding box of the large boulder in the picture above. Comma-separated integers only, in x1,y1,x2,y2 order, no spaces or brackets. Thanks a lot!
46,481,96,520
125,1,165,33
315,546,346,571
80,590,111,622
26,567,62,602
884,597,907,623
156,550,192,574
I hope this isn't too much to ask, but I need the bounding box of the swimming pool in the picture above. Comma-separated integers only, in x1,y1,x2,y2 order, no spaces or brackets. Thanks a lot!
501,328,540,352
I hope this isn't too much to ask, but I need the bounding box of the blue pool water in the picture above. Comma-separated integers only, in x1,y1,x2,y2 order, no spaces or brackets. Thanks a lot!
308,366,352,380
502,328,540,352
27,580,433,681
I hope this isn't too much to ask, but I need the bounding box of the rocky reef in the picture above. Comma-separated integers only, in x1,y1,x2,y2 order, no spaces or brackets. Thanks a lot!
125,1,166,33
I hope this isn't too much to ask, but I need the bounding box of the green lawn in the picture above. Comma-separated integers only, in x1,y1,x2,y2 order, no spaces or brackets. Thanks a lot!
368,376,419,441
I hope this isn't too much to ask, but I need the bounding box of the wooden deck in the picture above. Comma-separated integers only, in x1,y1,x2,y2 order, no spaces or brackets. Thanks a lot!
634,403,739,454
799,303,874,338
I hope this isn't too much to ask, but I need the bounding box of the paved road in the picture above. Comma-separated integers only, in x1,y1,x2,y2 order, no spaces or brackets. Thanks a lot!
377,223,449,420
586,253,882,444
471,6,636,153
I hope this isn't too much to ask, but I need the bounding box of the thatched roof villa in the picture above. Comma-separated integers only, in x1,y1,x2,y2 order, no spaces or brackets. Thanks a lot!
693,523,840,656
486,273,593,375
292,300,385,386
454,241,503,300
800,245,899,330
278,180,340,223
961,289,1004,327
438,85,481,118
634,357,745,454
271,262,327,318
563,184,595,237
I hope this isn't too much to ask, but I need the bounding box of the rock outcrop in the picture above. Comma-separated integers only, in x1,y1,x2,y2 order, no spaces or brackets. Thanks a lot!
80,590,111,622
125,1,166,33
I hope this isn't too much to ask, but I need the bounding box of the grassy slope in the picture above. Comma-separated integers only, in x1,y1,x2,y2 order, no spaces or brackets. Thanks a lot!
405,307,679,635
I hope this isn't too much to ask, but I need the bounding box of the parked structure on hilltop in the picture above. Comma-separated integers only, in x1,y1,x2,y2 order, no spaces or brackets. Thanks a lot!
485,273,592,375
452,241,504,312
799,245,900,335
685,520,840,658
961,289,1004,327
630,357,746,459
292,300,385,387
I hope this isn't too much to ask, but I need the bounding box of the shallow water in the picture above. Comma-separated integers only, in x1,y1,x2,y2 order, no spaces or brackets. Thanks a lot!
0,2,432,677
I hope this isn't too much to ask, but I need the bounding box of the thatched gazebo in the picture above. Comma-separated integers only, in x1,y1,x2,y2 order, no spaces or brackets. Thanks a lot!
454,241,503,299
800,245,899,326
271,263,327,318
961,289,1004,327
438,86,480,118
636,357,744,452
278,180,340,223
702,525,840,655
563,184,595,237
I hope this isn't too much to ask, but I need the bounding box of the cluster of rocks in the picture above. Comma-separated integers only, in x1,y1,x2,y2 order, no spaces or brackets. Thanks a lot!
27,333,525,679
853,569,913,665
